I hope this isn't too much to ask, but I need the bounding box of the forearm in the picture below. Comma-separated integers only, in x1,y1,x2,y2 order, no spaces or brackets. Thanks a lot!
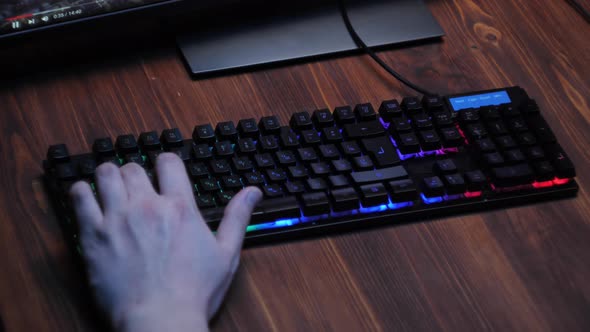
116,302,209,332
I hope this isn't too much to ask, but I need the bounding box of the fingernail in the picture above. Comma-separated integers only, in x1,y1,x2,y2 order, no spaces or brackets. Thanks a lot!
246,188,263,205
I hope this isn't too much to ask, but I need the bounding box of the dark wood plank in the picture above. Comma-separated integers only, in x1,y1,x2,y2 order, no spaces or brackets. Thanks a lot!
0,0,589,331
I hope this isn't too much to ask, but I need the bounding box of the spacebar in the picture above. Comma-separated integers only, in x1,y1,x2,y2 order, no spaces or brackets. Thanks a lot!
251,196,301,225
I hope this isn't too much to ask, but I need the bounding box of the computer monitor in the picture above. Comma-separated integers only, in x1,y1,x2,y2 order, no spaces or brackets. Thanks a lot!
0,0,444,77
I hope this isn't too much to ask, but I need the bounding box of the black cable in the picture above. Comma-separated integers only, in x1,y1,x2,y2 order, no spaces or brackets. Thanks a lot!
338,0,435,96
565,0,590,23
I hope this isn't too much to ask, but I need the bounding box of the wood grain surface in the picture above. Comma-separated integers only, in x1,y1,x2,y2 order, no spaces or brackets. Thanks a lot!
1,0,590,331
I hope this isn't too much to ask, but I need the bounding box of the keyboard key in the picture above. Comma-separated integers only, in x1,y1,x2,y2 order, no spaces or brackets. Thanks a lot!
302,192,330,216
389,118,413,134
170,145,191,162
101,156,122,167
259,135,279,152
533,161,555,182
465,170,487,191
351,166,408,185
266,168,288,183
188,162,209,179
322,127,343,143
237,138,257,155
214,141,234,158
160,128,183,148
306,178,328,191
331,187,360,212
465,123,488,140
216,191,236,206
310,162,331,177
443,174,466,194
422,95,445,112
488,121,509,136
518,132,537,146
495,135,517,150
388,179,418,202
222,175,243,189
360,183,389,207
139,131,161,150
259,116,281,134
285,181,306,194
355,103,377,121
483,152,505,167
413,114,433,130
216,121,238,141
353,156,374,171
332,159,353,173
244,172,265,186
263,184,283,198
545,144,576,178
298,147,318,162
193,144,213,160
491,163,534,187
526,146,545,161
379,99,402,121
47,144,70,164
312,109,335,128
397,133,421,154
340,141,362,157
232,156,253,173
238,118,260,138
459,109,480,123
78,157,97,178
433,112,454,128
251,197,301,224
290,112,313,131
361,136,401,167
210,159,231,175
507,117,528,133
201,208,224,227
328,175,349,188
343,121,385,139
199,178,220,192
475,138,497,153
192,124,216,144
527,116,556,144
434,159,457,175
301,129,321,146
401,96,422,113
334,106,356,125
255,153,275,168
439,127,463,147
56,162,79,181
116,135,139,154
276,150,297,166
123,154,143,168
480,106,501,120
500,104,520,117
422,176,445,197
504,149,527,164
196,195,216,209
419,130,442,151
93,138,116,157
288,165,309,179
279,128,300,149
319,144,341,160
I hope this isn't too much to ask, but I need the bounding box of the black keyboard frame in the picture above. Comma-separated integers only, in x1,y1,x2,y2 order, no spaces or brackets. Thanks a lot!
43,86,579,249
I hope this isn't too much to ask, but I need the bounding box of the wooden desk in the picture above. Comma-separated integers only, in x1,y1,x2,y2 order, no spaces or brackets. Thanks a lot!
1,0,589,331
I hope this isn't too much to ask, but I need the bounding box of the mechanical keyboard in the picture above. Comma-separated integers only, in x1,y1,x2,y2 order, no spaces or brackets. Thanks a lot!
43,86,578,249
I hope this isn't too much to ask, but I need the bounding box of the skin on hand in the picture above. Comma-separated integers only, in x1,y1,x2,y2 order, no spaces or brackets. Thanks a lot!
69,153,263,332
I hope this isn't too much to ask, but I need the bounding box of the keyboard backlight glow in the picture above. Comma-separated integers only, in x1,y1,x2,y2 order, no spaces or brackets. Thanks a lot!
553,178,570,185
421,194,443,204
532,181,554,189
245,200,414,233
464,191,482,198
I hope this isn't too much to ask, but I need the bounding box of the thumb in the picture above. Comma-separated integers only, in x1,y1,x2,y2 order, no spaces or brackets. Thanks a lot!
216,187,263,258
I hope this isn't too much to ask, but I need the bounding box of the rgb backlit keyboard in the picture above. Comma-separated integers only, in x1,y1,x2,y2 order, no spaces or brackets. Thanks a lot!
43,86,578,248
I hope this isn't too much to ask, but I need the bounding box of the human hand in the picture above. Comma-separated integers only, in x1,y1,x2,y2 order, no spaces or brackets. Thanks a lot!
69,153,262,332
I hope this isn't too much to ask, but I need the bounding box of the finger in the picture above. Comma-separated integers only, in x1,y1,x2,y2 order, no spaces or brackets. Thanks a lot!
216,187,262,258
70,181,103,237
120,162,157,200
155,153,193,201
95,162,128,217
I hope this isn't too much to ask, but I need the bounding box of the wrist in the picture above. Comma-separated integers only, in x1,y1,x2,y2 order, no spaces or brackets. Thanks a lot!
115,300,209,332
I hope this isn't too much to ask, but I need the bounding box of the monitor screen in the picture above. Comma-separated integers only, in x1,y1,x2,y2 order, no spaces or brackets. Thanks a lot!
0,0,176,36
